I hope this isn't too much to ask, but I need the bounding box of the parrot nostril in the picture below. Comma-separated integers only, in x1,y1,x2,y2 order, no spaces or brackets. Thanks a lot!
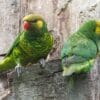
23,21,30,30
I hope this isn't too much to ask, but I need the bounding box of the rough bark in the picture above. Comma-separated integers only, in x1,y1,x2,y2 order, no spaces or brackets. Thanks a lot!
1,59,100,100
0,0,100,100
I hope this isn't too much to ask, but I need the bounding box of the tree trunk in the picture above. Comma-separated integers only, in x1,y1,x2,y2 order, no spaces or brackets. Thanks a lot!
0,0,100,100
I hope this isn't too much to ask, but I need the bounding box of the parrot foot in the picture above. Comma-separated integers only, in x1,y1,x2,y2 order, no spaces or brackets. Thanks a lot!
15,64,22,77
39,58,46,68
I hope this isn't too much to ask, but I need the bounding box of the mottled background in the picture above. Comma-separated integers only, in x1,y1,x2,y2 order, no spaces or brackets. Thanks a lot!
0,0,100,100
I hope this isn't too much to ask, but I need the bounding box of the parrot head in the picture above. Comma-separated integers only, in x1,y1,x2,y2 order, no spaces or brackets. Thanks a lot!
23,14,47,34
96,20,100,35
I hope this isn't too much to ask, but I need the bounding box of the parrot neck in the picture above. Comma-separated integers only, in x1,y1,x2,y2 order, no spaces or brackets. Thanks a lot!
78,20,97,40
77,20,100,51
24,28,48,40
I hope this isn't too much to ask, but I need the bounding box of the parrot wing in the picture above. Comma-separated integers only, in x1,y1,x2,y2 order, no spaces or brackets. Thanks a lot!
61,33,98,76
5,32,22,57
61,33,97,60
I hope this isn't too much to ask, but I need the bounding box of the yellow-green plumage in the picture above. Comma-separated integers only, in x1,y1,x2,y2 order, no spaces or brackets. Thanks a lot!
0,14,54,72
61,20,100,76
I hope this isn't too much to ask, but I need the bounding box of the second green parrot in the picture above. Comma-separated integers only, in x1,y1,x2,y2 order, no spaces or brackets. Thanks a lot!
0,14,54,76
61,20,100,76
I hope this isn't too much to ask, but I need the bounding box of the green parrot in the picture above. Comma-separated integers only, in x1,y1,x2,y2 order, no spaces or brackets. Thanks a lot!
0,14,54,76
61,20,100,76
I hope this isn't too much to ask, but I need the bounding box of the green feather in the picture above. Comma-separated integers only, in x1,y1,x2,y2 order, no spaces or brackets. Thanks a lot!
61,20,99,76
0,14,54,72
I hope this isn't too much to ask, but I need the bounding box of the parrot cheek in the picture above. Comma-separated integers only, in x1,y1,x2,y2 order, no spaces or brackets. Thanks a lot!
96,26,100,35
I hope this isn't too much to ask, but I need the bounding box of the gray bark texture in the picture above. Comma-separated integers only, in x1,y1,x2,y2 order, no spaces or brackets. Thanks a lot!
0,0,100,100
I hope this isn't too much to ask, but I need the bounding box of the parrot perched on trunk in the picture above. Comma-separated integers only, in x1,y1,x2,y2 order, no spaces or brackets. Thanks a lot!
61,20,100,76
0,14,54,76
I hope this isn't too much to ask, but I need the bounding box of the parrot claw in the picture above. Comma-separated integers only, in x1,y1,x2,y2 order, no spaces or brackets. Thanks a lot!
15,64,22,77
39,58,46,68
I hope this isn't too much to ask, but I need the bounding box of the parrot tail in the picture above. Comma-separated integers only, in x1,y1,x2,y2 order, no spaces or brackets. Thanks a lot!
62,59,94,76
0,55,16,72
65,75,75,92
